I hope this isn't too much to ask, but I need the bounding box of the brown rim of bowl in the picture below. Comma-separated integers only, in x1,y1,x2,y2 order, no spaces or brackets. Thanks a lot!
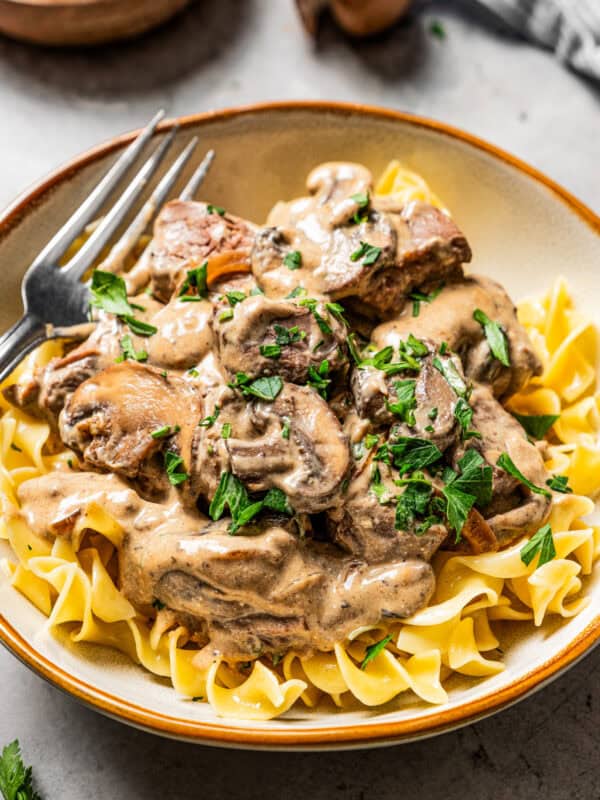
0,101,599,749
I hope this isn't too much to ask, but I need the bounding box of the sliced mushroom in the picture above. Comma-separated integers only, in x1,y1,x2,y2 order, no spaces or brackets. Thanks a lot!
215,294,347,383
372,275,542,398
149,200,256,303
144,296,215,371
351,341,462,452
461,384,551,543
59,362,201,501
328,456,447,563
192,381,350,513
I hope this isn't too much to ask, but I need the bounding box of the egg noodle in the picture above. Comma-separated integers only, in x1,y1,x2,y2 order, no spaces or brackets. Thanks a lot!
0,163,598,721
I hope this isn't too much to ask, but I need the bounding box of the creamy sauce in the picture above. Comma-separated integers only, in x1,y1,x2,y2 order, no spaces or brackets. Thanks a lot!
8,162,551,660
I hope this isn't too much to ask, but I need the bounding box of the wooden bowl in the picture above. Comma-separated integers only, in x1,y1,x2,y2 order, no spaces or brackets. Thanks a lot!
0,0,191,46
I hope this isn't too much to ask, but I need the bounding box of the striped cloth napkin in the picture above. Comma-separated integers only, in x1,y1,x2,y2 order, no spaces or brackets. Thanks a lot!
472,0,600,80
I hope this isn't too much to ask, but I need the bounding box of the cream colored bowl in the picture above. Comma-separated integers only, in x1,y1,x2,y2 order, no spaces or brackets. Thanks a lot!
0,102,599,749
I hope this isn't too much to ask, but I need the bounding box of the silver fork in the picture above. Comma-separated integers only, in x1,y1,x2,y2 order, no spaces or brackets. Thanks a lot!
0,111,215,384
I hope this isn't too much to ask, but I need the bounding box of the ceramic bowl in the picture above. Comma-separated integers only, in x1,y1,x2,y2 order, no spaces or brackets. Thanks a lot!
0,102,599,749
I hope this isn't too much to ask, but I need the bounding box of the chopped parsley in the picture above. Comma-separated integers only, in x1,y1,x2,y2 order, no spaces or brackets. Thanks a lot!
359,339,422,376
250,286,265,296
520,524,556,568
209,472,292,534
454,397,480,440
221,422,232,439
229,373,283,402
546,474,573,494
207,203,225,216
387,437,443,474
283,250,302,270
116,334,148,363
442,450,493,539
286,286,307,299
274,324,304,346
429,20,446,39
350,241,382,266
151,424,180,439
178,262,208,299
496,452,551,498
164,450,189,486
347,332,363,365
0,739,41,800
409,283,445,317
386,379,417,426
299,298,333,335
433,355,468,397
188,368,200,377
226,290,246,306
351,191,370,224
307,359,332,399
395,477,434,532
199,405,220,427
122,316,158,337
428,407,438,421
512,412,559,440
219,308,234,323
360,634,393,669
152,598,166,610
260,343,281,358
325,302,349,327
281,418,291,439
473,308,511,367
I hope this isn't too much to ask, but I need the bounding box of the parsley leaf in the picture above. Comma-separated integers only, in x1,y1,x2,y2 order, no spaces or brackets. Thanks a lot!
351,191,370,224
388,437,443,473
116,334,147,363
454,397,480,440
473,308,511,367
226,290,246,306
178,262,208,299
209,472,292,534
281,418,291,439
122,316,158,337
512,412,559,440
151,424,179,439
520,523,556,568
299,299,333,335
546,475,573,494
360,634,393,670
409,283,445,317
274,324,304,346
350,241,382,266
0,740,41,800
449,449,493,507
219,308,234,322
386,379,417,426
283,250,302,270
199,405,220,428
230,373,283,402
221,422,232,439
433,355,467,397
286,286,306,299
259,344,281,359
90,270,132,316
496,452,551,498
307,359,332,399
442,484,476,541
395,478,433,531
429,19,446,39
164,450,189,486
325,302,349,327
207,204,225,216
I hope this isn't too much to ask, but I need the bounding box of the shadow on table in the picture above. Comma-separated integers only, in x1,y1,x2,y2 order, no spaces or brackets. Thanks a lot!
28,641,598,800
0,0,249,97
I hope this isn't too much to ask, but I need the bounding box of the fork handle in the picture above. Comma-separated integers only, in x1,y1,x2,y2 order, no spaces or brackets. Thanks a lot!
0,313,48,385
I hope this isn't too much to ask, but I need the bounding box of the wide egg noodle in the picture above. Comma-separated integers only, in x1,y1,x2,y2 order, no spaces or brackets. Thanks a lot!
0,165,599,719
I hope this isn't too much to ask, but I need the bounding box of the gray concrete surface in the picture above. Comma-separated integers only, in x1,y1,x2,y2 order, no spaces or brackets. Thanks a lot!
0,1,599,797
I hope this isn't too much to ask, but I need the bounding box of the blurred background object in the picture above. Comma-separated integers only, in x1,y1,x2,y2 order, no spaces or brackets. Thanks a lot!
297,0,412,37
0,0,190,46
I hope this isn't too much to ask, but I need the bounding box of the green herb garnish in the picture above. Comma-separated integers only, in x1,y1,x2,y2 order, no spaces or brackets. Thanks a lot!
221,422,232,439
207,204,225,216
0,740,41,800
388,437,443,474
199,405,220,427
178,262,208,299
229,373,283,402
473,308,511,367
454,397,480,440
520,523,556,568
151,424,180,439
350,241,382,266
360,634,393,669
116,334,147,363
122,316,158,337
283,250,302,270
433,355,467,397
351,191,370,224
226,290,246,306
386,379,417,426
496,452,551,497
259,344,281,359
409,284,445,317
307,359,332,399
164,450,189,486
546,475,573,494
512,412,559,440
209,472,292,534
219,308,234,323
